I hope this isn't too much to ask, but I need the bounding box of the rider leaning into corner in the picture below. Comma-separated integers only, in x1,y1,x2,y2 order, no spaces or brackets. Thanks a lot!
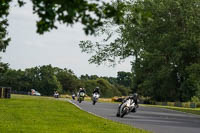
116,93,139,117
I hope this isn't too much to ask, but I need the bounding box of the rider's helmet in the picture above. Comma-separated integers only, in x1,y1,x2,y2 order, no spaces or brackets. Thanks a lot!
95,86,99,90
133,93,138,100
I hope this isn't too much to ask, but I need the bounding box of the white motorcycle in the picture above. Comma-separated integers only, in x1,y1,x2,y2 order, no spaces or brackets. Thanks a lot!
118,99,136,118
92,93,100,105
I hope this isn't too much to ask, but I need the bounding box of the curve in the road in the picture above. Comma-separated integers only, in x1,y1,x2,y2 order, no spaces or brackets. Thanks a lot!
69,100,200,133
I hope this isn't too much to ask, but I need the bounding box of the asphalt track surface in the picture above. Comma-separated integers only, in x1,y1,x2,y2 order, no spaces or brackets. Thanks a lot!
70,100,200,133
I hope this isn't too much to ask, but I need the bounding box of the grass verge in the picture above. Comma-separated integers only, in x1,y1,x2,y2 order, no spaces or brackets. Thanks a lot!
0,95,150,133
141,104,200,115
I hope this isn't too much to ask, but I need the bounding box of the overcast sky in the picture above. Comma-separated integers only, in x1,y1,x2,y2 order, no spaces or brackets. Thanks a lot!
0,0,132,77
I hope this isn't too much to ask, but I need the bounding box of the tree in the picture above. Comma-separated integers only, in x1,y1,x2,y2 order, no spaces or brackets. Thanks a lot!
0,0,126,53
80,73,131,97
80,74,99,80
55,67,81,93
31,0,125,35
115,84,131,96
79,0,200,101
117,71,132,87
0,69,31,92
0,57,9,73
24,65,63,95
101,76,118,85
35,65,63,95
97,78,122,97
0,0,12,52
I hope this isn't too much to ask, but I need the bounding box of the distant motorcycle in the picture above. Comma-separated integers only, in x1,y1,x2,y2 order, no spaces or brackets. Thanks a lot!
77,92,85,103
72,94,76,100
118,99,136,118
92,93,100,105
54,92,59,98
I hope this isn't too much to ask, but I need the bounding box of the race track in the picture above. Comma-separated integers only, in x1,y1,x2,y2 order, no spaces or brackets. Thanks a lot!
70,100,200,133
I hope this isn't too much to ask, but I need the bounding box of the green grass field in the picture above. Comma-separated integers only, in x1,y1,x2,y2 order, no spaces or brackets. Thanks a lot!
0,95,150,133
141,104,200,115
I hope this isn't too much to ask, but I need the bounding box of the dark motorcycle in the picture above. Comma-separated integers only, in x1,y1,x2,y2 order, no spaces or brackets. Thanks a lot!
77,92,85,103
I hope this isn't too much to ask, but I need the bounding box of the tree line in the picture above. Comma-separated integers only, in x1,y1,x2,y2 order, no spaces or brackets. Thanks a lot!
0,64,132,97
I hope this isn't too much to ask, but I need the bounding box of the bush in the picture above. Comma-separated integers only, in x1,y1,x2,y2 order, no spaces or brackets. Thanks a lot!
112,97,125,102
182,102,190,108
175,102,182,107
141,96,152,104
191,96,200,103
167,102,175,106
155,102,162,105
196,103,200,108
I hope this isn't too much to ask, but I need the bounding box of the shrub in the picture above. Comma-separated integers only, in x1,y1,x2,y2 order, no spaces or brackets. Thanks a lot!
167,102,175,106
196,102,200,108
182,102,190,108
111,97,125,102
175,102,182,107
191,96,200,103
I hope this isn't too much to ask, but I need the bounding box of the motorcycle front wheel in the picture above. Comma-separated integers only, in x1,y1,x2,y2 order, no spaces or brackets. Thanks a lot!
78,98,82,103
120,105,129,118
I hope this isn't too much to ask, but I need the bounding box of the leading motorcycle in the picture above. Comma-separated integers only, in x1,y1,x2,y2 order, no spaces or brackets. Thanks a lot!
77,92,85,103
118,99,136,118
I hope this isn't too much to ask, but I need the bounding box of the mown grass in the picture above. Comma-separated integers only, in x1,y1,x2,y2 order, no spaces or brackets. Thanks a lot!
0,95,150,133
141,104,200,115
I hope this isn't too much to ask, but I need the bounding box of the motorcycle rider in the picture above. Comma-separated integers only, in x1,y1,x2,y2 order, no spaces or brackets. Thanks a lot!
77,88,86,102
132,93,139,107
54,91,59,98
116,93,139,117
72,92,76,100
92,87,100,105
93,86,100,95
78,88,86,96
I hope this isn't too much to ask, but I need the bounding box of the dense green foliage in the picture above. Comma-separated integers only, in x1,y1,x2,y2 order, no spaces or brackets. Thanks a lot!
0,58,8,73
0,64,131,97
0,65,78,96
80,72,132,97
31,0,125,35
79,0,200,102
0,95,149,133
0,0,11,52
